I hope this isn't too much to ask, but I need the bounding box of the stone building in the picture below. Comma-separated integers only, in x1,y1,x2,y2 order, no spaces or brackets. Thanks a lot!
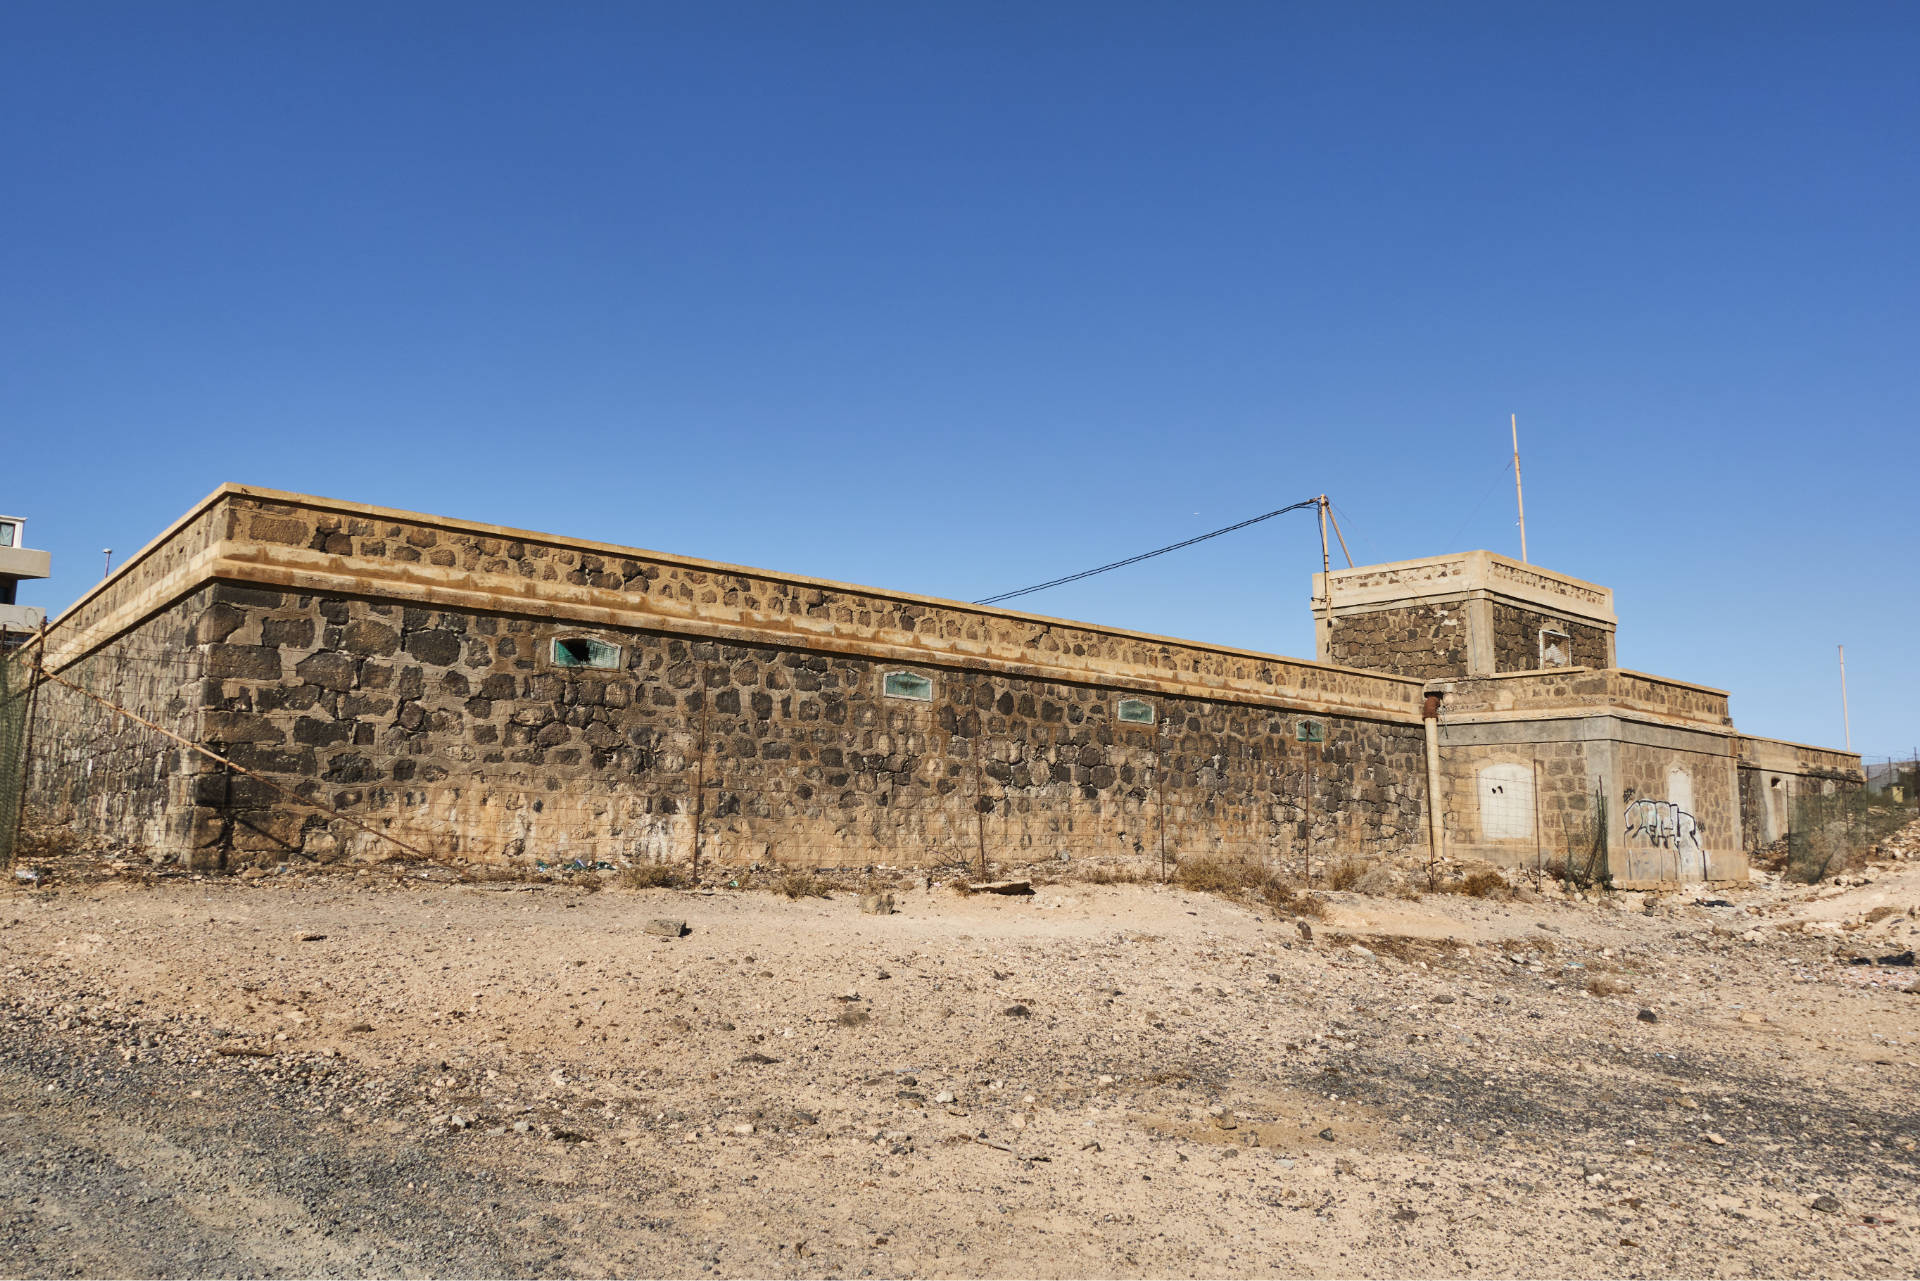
0,513,50,647
18,486,1858,886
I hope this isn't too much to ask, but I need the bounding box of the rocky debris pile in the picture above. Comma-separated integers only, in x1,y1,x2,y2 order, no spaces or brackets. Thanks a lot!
1873,815,1920,862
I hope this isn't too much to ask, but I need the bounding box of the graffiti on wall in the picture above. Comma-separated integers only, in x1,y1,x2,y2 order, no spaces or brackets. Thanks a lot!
1622,798,1706,858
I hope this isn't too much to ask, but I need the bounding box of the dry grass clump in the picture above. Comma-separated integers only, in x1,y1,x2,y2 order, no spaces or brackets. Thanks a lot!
617,862,688,890
1282,886,1331,919
1434,869,1512,899
1326,931,1461,967
1173,856,1327,919
454,863,531,885
773,869,833,899
1172,856,1268,897
1071,865,1155,886
12,824,81,862
1586,977,1633,997
1324,861,1363,891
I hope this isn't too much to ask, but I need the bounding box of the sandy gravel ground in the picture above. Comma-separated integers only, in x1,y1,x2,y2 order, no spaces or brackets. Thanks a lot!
2,842,1918,1279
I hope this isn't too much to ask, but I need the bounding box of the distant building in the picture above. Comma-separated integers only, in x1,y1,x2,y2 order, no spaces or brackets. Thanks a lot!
0,514,50,648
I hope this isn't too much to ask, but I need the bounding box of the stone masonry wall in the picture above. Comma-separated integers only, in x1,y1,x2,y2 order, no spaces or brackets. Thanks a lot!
1613,738,1740,884
1434,671,1731,728
183,493,1419,723
1436,722,1742,885
127,583,1432,873
1434,732,1608,871
1322,603,1469,681
1490,602,1609,672
28,590,212,857
1735,738,1863,851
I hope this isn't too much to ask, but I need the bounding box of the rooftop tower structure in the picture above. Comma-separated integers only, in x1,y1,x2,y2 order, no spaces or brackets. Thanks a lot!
1313,550,1616,681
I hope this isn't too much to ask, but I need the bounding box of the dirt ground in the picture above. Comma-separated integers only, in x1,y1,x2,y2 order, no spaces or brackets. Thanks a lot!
2,838,1918,1280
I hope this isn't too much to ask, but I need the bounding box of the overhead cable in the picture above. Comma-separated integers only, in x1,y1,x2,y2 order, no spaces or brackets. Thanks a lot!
974,498,1320,606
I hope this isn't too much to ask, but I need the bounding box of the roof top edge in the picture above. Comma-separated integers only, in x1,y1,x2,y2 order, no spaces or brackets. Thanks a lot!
51,484,1429,693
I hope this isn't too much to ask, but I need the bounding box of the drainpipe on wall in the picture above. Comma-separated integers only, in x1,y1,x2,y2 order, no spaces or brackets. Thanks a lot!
1422,691,1446,884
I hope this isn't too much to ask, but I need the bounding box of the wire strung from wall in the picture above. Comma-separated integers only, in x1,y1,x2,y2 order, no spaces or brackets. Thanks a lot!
973,498,1321,606
1329,500,1369,565
1441,456,1517,552
30,664,439,865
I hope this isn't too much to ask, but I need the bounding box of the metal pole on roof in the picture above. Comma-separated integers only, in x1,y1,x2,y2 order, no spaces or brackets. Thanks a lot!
1838,646,1852,752
1315,496,1334,659
1317,496,1332,579
1511,414,1529,564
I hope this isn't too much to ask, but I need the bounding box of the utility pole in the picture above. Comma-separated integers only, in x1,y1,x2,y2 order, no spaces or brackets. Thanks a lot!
1317,495,1332,580
1510,414,1528,564
1313,495,1333,661
1838,645,1852,752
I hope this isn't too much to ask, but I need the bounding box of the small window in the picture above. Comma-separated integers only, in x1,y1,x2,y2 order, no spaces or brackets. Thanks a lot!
552,636,621,669
0,520,15,548
1295,718,1325,744
883,671,933,701
1116,698,1155,725
1539,628,1572,668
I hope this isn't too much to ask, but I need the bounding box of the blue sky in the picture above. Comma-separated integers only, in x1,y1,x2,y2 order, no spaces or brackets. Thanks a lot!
4,2,1914,760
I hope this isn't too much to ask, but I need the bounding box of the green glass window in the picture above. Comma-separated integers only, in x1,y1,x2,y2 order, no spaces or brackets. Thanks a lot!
1116,697,1154,725
0,521,14,548
883,671,933,701
552,637,622,670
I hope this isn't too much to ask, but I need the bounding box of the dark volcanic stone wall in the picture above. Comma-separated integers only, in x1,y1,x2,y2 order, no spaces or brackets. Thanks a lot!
1490,603,1608,672
155,584,1431,873
28,590,213,857
1323,603,1469,680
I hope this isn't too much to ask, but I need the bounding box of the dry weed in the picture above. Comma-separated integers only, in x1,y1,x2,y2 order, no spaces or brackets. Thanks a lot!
1586,977,1633,997
774,869,833,900
1072,865,1155,886
1325,931,1461,967
1324,861,1363,892
1435,869,1511,899
617,862,687,891
12,825,80,861
1174,856,1327,919
1172,856,1267,897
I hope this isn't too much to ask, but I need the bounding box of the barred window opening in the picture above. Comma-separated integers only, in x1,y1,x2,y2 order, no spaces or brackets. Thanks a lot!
883,671,933,701
553,637,622,669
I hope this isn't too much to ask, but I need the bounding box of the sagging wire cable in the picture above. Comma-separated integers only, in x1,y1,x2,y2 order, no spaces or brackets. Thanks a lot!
974,498,1320,606
1330,500,1368,566
1442,457,1517,552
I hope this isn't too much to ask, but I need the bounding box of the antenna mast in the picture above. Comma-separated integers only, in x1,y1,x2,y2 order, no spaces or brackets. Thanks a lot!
1511,413,1528,563
1839,645,1852,751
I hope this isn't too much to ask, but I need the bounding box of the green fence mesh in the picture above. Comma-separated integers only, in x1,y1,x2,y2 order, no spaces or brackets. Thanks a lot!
0,649,33,867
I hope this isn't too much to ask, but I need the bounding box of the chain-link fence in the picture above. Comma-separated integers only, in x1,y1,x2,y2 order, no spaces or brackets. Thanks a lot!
0,648,35,867
1862,754,1919,800
1779,782,1918,883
